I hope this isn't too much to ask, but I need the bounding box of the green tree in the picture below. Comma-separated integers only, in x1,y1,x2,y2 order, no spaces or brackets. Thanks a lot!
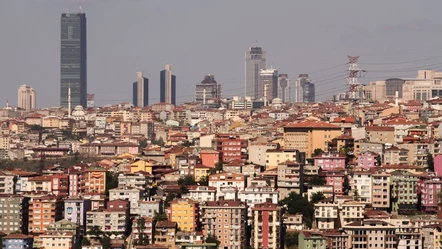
197,175,209,186
310,191,325,204
165,193,177,208
343,176,350,195
105,171,119,196
88,225,103,240
285,231,300,249
81,237,91,246
215,161,223,172
280,192,314,228
139,139,148,149
307,176,326,185
101,235,112,249
153,211,169,223
157,137,165,147
312,148,324,157
205,234,221,247
134,216,150,246
353,189,361,201
427,153,434,172
178,175,196,186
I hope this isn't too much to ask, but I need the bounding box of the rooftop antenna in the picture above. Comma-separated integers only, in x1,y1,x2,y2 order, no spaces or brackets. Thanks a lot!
79,0,83,13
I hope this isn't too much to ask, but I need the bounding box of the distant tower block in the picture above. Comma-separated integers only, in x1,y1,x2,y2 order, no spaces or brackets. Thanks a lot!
347,56,361,100
87,93,95,108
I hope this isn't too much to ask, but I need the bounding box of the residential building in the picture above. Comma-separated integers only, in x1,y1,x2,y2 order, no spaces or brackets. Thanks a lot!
350,170,372,204
343,220,397,249
169,199,199,232
60,12,87,108
109,186,144,215
138,200,162,219
160,64,176,105
323,169,345,195
208,172,245,198
251,199,281,249
339,201,365,226
298,231,327,249
419,174,442,213
245,46,266,99
356,151,380,169
314,201,339,230
132,216,153,245
18,84,36,110
201,198,247,249
277,161,304,198
384,146,409,165
118,172,152,190
283,213,304,231
85,199,130,236
294,74,315,103
371,169,391,210
390,170,418,214
3,234,34,249
182,185,216,203
283,121,342,157
133,71,149,107
0,171,14,194
214,137,248,163
239,184,278,220
314,152,346,171
266,149,298,170
39,232,74,249
154,221,177,249
63,198,91,234
83,165,107,194
28,195,64,235
199,150,220,168
0,195,30,234
365,126,395,144
259,68,278,102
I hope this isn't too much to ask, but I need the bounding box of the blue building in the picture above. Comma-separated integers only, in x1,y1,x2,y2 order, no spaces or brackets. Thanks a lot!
3,234,33,249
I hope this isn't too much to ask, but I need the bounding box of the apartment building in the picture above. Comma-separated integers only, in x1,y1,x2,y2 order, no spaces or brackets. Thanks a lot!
83,165,107,194
118,172,152,189
344,220,397,249
201,198,247,249
340,201,365,226
277,161,304,199
323,169,345,195
390,170,419,214
28,195,64,235
239,184,278,220
64,198,91,234
0,171,14,194
283,121,342,157
85,199,130,237
265,149,298,170
214,137,248,163
181,185,216,203
298,231,327,249
418,173,442,213
169,199,199,232
154,221,177,249
397,141,433,167
356,151,380,169
0,195,30,234
109,186,144,215
3,234,34,249
138,200,162,219
365,126,395,144
251,199,281,249
350,170,372,204
282,213,303,231
39,232,74,249
314,152,346,171
371,170,391,210
132,216,153,245
208,172,245,198
314,201,339,230
384,146,409,165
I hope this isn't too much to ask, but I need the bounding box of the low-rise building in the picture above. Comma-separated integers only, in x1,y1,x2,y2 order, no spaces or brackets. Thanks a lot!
343,220,397,249
3,234,34,249
154,221,177,249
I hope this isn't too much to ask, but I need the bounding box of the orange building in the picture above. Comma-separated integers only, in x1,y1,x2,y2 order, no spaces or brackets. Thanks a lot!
82,165,106,194
199,150,220,168
28,195,63,235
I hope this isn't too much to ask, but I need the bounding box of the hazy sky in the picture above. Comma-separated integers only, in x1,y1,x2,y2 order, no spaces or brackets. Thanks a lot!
2,0,442,108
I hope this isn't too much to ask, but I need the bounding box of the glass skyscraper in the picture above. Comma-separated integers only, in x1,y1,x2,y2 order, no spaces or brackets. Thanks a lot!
60,13,87,108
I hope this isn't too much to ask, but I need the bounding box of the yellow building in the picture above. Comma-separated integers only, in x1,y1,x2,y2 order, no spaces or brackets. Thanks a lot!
84,165,107,194
266,149,298,170
130,160,153,174
283,121,342,157
194,165,211,181
41,116,60,129
169,199,199,232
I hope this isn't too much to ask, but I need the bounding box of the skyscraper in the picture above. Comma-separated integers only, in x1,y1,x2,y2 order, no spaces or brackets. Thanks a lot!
133,72,149,107
195,74,221,107
259,68,278,102
60,12,87,108
295,74,315,103
278,74,290,102
245,47,266,99
160,64,176,105
18,85,36,111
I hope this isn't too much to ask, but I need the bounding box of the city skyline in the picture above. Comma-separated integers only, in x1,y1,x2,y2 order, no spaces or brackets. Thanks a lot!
2,1,442,108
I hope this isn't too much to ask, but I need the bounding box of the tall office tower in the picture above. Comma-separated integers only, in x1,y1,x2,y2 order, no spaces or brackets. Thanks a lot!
195,74,221,105
160,64,176,105
132,72,149,107
259,68,278,102
295,74,315,103
18,85,36,110
278,74,290,102
245,47,266,99
60,12,87,108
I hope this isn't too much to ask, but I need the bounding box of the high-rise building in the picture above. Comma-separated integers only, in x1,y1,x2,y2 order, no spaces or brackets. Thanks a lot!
259,68,278,102
251,199,281,249
245,47,266,99
278,74,290,102
195,74,221,106
18,85,36,110
160,64,176,105
133,72,149,107
295,74,315,102
60,13,87,108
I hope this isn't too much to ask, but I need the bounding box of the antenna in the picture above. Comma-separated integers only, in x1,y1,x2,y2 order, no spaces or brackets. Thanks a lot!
79,0,83,13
